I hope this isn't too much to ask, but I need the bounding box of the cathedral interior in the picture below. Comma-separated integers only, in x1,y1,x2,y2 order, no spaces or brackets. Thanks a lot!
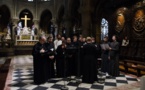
0,0,145,90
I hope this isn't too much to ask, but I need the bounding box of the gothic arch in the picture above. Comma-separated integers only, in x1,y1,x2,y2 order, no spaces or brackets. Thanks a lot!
39,9,52,33
0,4,11,32
19,9,33,28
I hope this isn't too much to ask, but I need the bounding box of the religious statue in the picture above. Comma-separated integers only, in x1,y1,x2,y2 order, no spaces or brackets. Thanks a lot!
22,27,30,35
115,13,125,32
31,25,35,36
5,25,11,40
17,22,22,36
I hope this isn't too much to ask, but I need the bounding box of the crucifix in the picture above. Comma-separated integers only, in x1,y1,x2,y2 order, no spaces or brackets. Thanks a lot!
21,15,30,27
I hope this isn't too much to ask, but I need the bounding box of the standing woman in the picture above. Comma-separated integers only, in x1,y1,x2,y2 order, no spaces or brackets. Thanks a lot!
109,35,120,77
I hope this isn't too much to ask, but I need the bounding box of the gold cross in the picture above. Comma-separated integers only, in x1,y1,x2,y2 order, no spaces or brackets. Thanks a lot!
21,15,30,27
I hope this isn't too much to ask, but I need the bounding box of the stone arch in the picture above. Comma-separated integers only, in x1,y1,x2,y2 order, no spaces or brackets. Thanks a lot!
39,9,52,33
0,4,11,32
64,0,81,37
19,9,33,28
17,7,34,19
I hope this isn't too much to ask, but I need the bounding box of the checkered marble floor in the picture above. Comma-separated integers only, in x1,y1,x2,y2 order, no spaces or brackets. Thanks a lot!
9,67,140,90
7,55,140,90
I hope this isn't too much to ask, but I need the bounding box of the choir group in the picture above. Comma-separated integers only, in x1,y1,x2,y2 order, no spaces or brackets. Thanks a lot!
32,34,120,85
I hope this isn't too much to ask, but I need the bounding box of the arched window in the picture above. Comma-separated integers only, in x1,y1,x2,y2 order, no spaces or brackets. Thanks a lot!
101,18,108,40
41,0,51,1
28,0,33,1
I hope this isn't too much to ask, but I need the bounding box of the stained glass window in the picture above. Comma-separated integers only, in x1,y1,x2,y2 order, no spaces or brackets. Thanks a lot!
101,18,108,40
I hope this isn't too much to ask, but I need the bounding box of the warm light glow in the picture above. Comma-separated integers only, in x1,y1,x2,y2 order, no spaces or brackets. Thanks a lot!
135,9,144,18
117,14,125,26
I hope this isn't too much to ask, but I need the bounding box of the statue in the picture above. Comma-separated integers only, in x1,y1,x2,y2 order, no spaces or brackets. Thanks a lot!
17,22,22,36
22,27,30,35
31,25,36,36
5,25,11,40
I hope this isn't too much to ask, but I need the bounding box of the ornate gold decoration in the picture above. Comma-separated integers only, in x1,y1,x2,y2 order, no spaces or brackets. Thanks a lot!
133,9,145,33
115,13,125,32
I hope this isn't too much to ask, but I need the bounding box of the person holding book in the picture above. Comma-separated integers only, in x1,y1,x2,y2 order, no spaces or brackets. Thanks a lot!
100,36,110,77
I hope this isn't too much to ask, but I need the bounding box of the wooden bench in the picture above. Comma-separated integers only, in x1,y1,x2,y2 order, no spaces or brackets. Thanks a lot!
119,41,145,76
120,60,145,76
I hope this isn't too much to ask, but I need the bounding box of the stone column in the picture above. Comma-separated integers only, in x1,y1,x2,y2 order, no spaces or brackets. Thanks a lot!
12,18,19,41
79,0,93,37
63,0,73,37
63,16,73,37
95,22,101,43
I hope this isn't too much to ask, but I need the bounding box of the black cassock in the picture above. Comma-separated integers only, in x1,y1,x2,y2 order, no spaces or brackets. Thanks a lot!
71,41,79,76
56,45,66,77
101,42,110,73
109,41,120,76
82,43,98,83
78,41,85,76
32,42,48,84
66,43,77,76
46,42,55,79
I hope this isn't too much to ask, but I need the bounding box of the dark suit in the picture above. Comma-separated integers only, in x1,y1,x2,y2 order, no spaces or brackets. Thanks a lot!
109,41,120,76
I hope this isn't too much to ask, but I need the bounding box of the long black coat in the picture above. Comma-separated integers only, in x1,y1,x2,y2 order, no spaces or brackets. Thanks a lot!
82,43,98,83
109,41,120,76
32,42,48,84
46,42,55,79
56,45,66,77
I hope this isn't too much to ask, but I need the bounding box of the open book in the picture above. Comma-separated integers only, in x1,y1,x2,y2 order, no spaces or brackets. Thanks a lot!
100,44,110,50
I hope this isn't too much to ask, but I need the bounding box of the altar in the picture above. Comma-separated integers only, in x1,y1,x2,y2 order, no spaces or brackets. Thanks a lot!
15,15,38,46
15,35,38,46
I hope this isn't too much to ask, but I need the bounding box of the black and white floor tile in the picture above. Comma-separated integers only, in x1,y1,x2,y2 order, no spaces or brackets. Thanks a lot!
8,55,140,90
9,67,140,90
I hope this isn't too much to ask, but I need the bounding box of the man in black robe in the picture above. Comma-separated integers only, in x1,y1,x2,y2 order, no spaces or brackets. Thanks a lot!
65,37,76,76
46,36,55,79
101,36,110,76
56,41,66,77
109,35,120,77
78,36,85,76
82,37,98,83
71,36,79,76
32,36,48,85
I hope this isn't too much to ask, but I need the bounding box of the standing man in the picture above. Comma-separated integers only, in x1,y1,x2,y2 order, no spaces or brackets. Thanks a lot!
66,37,75,76
109,35,120,77
47,36,55,79
101,36,110,76
54,34,62,50
72,36,79,76
82,37,98,83
32,36,48,84
56,41,66,77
